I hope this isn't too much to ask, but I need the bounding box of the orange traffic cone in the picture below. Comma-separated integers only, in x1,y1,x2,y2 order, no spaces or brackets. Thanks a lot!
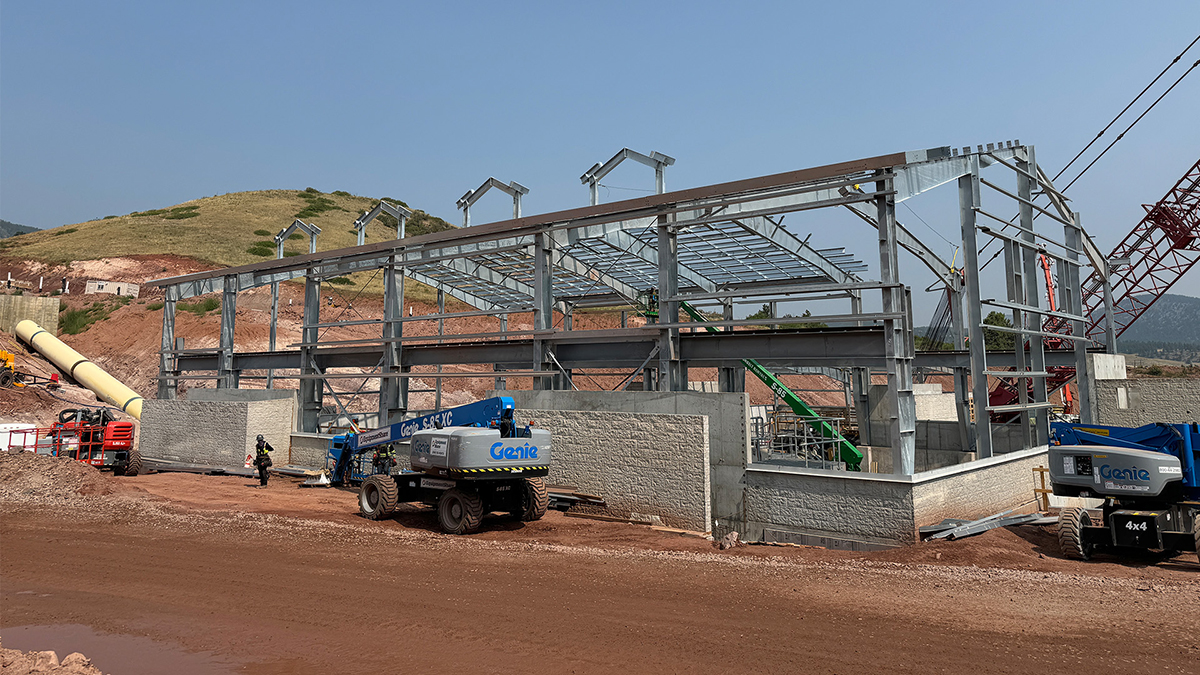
244,454,253,468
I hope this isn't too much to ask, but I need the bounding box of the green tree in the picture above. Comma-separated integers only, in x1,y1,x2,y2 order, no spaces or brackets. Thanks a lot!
982,311,1015,351
747,303,773,320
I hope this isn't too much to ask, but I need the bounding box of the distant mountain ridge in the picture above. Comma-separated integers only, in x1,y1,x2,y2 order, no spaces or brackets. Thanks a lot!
0,219,37,238
1119,293,1200,345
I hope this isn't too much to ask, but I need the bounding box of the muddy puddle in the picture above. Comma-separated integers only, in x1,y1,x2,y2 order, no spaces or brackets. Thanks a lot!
1,624,237,674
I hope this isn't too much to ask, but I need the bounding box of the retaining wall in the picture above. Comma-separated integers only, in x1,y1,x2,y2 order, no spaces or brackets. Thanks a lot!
140,398,294,466
1093,378,1200,426
500,390,748,535
525,408,711,532
0,295,58,335
742,446,1048,548
188,388,299,433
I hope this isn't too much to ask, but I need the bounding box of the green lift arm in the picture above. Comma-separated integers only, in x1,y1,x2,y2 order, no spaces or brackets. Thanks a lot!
675,301,863,471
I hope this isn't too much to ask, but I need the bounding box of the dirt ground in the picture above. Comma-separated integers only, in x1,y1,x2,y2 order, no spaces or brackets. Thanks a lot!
2,454,1198,675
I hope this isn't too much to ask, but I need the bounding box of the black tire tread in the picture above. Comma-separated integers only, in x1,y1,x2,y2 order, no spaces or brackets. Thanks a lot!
360,475,397,520
1193,512,1200,556
438,488,484,534
123,448,142,477
520,477,549,522
1058,506,1091,561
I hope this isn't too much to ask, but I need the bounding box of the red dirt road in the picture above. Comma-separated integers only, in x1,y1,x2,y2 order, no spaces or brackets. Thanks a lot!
3,469,1199,674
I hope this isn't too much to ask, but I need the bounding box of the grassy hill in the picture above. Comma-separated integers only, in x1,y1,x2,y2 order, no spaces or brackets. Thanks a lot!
0,188,453,268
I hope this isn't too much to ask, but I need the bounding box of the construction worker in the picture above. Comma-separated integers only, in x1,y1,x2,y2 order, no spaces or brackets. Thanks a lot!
372,444,397,475
253,434,274,488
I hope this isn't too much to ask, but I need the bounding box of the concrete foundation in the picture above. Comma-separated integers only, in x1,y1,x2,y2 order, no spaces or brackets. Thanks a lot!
141,398,294,466
0,295,58,335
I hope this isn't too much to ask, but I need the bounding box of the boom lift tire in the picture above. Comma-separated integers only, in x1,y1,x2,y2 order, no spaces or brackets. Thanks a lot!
1194,514,1200,555
1058,507,1093,561
519,477,549,522
359,475,398,520
438,488,483,534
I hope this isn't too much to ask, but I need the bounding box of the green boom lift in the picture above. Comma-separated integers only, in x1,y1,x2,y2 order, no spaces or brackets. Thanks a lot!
639,291,863,471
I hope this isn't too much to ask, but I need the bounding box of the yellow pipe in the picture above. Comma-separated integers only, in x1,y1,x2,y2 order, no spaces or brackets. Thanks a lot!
15,319,144,419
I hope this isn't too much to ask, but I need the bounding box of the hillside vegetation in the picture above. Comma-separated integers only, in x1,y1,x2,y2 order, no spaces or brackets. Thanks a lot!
0,219,37,238
0,189,453,268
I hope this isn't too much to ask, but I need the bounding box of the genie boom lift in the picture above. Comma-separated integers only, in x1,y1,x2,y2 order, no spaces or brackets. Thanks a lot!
1049,422,1200,560
326,396,553,534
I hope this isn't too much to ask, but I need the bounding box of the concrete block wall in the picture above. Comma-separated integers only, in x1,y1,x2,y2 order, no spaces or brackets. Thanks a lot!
140,398,293,466
0,295,58,334
743,467,914,548
741,446,1049,547
189,388,299,433
290,433,333,468
911,448,1047,527
523,408,711,532
500,390,748,535
1093,378,1200,426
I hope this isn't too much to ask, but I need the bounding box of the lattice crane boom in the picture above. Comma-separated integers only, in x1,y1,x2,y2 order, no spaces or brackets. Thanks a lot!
1083,157,1200,343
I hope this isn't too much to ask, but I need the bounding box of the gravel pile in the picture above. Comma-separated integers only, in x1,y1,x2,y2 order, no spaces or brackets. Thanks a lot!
0,451,118,503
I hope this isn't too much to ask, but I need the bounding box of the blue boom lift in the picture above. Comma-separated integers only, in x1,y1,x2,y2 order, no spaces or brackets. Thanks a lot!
1049,421,1199,560
326,396,529,485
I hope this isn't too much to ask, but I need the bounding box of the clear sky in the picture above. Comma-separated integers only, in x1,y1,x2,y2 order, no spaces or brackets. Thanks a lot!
2,1,1198,309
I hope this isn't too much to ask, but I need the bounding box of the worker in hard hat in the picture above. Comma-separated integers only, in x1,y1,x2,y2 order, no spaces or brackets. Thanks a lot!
253,434,274,488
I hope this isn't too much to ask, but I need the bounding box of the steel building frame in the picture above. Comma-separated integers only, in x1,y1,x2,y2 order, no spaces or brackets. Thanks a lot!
148,143,1096,475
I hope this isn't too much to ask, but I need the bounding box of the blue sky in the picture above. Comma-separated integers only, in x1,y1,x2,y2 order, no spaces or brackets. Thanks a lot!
2,1,1198,308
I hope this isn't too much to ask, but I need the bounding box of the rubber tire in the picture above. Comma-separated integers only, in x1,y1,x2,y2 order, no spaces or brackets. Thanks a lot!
123,448,142,477
438,488,483,534
1058,507,1093,561
519,477,549,522
359,475,398,521
1193,512,1200,556
0,368,13,388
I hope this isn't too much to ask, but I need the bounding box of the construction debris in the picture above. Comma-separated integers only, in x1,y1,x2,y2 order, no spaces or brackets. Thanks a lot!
718,531,741,550
921,509,1044,541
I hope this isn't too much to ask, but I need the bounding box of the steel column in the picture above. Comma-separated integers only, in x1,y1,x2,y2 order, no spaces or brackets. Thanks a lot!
1018,147,1050,446
1065,216,1094,423
157,286,178,400
532,232,553,390
267,281,279,388
876,173,915,475
960,156,993,457
217,276,237,389
299,272,322,432
435,288,444,409
378,256,405,424
657,214,682,391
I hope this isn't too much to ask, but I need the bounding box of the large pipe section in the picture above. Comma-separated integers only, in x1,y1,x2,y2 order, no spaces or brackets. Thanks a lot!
15,319,144,419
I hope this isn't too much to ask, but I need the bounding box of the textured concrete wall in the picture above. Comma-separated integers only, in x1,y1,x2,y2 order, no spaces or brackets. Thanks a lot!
742,447,1048,547
141,398,293,465
290,433,332,468
911,448,1047,528
743,467,915,548
188,388,299,433
1093,378,1200,426
500,390,748,535
0,295,58,335
523,408,711,532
